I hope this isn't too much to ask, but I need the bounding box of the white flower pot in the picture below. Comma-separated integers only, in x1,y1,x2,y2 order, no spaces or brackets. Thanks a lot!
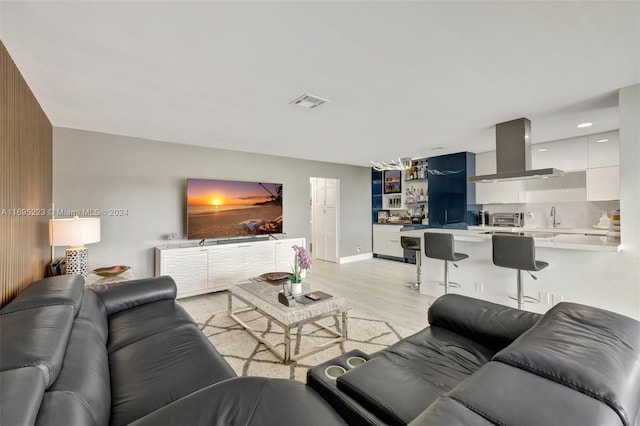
291,282,302,295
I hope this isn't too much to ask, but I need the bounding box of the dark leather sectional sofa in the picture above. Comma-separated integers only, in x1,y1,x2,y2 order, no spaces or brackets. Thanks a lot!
1,275,639,426
0,275,345,426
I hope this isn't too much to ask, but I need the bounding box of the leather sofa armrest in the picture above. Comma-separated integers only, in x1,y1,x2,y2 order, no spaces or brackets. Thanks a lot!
427,294,541,352
88,276,177,316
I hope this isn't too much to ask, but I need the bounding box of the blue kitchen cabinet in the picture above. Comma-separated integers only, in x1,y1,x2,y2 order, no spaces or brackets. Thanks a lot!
427,152,478,228
371,169,383,223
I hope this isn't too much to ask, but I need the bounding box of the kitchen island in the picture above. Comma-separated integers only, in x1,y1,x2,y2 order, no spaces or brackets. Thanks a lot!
400,227,636,318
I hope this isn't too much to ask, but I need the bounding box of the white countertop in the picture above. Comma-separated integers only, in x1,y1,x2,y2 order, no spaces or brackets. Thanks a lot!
401,227,621,252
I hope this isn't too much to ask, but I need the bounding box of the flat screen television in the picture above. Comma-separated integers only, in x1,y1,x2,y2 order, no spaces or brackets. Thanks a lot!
187,178,283,240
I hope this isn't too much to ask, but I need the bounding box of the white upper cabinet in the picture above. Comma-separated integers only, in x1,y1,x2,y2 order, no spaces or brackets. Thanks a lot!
475,151,522,204
531,137,588,171
588,166,620,201
588,131,619,168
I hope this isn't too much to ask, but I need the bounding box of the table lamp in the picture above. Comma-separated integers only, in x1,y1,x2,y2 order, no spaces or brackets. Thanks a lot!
49,216,101,277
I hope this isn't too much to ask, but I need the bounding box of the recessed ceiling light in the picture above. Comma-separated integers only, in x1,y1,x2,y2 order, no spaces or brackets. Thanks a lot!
538,148,548,152
290,93,330,109
596,139,608,143
577,122,593,128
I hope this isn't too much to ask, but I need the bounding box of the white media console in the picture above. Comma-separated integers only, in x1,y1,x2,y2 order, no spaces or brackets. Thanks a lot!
155,237,305,299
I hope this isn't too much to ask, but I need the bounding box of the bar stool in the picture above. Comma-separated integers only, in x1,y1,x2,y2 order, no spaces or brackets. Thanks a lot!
492,234,549,310
400,236,421,290
423,232,468,294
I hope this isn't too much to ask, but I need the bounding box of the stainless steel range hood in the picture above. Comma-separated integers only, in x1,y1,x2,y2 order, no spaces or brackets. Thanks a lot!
469,118,564,182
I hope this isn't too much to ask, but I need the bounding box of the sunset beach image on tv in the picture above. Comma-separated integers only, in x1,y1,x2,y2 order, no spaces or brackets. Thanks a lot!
187,178,283,240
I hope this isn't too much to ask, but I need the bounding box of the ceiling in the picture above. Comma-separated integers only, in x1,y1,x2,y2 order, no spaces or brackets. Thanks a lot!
1,1,638,167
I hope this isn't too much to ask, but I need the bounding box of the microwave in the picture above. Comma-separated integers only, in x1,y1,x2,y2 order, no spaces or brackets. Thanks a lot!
491,213,524,227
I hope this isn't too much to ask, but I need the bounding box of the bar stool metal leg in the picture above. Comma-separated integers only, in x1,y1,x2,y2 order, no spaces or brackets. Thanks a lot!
517,270,524,310
438,261,461,291
444,261,449,294
409,254,421,290
509,269,539,308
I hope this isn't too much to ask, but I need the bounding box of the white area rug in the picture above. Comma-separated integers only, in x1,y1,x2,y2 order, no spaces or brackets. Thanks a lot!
195,308,412,382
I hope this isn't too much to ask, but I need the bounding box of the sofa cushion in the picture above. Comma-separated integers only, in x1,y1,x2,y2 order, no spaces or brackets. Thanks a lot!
106,300,196,353
412,362,623,426
128,377,346,426
108,323,236,426
428,294,542,352
40,321,111,426
0,275,85,316
0,305,74,388
408,395,495,426
0,367,45,426
493,302,640,426
336,326,495,425
35,392,98,426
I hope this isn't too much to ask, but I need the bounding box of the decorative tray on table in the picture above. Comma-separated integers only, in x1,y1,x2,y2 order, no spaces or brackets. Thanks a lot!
259,272,292,284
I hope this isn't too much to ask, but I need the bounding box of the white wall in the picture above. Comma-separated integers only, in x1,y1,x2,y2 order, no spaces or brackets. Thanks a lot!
53,127,372,277
619,84,640,253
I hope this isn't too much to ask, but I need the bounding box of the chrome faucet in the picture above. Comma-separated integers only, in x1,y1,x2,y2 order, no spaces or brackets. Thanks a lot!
550,206,560,228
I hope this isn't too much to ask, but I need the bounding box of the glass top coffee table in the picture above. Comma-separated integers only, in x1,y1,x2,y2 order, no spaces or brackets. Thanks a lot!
227,279,349,364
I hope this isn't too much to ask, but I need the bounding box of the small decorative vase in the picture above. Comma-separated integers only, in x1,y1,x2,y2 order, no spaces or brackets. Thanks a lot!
291,282,302,295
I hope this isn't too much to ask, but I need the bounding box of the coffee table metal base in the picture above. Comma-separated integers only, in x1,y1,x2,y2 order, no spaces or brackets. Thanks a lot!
227,291,348,364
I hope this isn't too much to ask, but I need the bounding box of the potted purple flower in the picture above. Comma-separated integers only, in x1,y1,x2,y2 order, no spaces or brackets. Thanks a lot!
290,244,311,294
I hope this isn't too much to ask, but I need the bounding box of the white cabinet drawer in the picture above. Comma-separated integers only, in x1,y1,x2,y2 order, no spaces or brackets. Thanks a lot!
373,224,404,258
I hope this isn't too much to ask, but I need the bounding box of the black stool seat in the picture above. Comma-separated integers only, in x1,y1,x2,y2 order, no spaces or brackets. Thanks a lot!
400,236,421,290
492,234,548,310
423,232,468,294
400,236,421,252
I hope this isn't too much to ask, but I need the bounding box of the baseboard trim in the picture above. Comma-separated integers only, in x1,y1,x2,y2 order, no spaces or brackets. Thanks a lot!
339,252,373,264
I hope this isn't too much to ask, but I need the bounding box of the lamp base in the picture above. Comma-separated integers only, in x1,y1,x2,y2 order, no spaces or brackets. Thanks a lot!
65,246,89,277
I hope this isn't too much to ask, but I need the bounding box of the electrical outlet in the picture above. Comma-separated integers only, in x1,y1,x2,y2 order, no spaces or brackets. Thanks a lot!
538,291,551,304
474,282,484,294
552,294,564,305
356,244,361,252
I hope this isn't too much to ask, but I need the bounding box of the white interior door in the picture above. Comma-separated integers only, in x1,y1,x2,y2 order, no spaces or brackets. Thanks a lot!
311,177,339,263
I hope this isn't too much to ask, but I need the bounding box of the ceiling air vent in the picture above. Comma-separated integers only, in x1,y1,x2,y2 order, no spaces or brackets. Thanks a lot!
290,93,329,109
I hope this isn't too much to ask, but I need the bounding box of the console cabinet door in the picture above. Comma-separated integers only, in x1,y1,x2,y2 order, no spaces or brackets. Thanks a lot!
209,245,245,290
160,248,208,297
275,239,305,275
244,242,276,279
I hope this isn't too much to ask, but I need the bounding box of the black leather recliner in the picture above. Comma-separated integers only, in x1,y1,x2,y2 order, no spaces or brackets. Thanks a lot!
308,294,640,426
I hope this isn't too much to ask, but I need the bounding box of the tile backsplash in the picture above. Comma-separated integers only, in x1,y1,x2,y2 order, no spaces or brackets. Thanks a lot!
485,201,620,229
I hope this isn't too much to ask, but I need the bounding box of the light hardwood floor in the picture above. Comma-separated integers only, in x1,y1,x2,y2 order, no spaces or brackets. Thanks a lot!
178,257,435,333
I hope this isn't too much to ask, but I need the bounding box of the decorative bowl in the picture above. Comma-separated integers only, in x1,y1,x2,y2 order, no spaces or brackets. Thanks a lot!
93,265,130,277
260,272,291,283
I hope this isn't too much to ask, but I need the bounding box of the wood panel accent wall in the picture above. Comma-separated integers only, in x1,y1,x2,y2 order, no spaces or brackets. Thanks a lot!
0,41,53,307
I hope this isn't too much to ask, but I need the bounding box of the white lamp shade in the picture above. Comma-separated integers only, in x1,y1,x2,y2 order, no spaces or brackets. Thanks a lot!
49,217,101,246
